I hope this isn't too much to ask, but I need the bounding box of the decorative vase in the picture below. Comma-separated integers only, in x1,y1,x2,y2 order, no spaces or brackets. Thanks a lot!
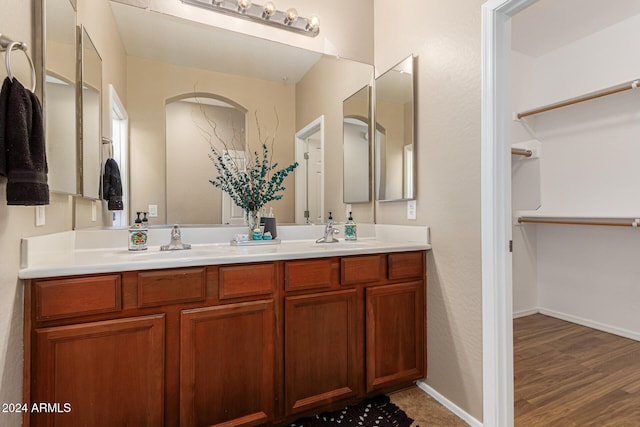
246,209,261,240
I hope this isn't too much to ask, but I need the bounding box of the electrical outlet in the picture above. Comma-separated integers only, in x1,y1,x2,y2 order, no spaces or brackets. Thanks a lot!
149,204,158,217
407,200,417,220
91,201,97,221
35,206,46,226
345,204,352,218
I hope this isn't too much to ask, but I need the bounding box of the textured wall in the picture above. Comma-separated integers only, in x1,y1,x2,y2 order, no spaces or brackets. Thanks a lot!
374,0,485,420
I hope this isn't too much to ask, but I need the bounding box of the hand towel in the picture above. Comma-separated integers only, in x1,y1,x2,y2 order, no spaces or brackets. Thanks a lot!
0,77,10,177
2,77,49,205
102,158,123,210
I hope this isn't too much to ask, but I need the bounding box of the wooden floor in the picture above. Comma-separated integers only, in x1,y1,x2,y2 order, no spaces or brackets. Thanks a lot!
514,314,640,426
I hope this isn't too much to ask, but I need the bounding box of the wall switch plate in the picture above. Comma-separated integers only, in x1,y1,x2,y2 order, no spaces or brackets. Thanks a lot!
35,206,46,226
407,200,417,220
345,204,352,218
149,204,158,217
91,201,97,221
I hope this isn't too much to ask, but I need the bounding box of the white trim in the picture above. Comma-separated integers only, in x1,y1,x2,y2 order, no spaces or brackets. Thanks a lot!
481,0,539,426
416,381,483,427
534,308,640,342
294,116,325,224
513,308,538,319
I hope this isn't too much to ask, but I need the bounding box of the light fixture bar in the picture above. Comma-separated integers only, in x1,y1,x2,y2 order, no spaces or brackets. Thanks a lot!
180,0,320,37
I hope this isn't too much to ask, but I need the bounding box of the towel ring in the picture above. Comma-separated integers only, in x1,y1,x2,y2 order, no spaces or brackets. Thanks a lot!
4,41,36,93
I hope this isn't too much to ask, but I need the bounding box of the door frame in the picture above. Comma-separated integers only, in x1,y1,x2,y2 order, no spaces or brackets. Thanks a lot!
294,116,325,224
481,0,537,425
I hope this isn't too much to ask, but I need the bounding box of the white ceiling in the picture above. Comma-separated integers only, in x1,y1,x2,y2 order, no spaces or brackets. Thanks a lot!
109,1,323,83
511,0,640,57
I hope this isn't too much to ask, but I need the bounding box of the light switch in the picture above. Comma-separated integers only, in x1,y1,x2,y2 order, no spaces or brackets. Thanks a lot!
35,206,45,226
407,200,416,220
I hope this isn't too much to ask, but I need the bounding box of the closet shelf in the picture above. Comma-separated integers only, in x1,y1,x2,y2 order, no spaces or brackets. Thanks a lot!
517,216,640,228
516,78,640,119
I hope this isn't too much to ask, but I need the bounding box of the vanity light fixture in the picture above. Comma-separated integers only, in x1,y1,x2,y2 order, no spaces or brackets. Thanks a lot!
261,1,275,19
283,8,298,25
182,0,320,37
237,0,251,13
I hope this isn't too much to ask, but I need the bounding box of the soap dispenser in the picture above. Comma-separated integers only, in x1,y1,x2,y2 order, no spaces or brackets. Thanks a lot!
344,212,357,241
129,212,148,251
328,211,334,225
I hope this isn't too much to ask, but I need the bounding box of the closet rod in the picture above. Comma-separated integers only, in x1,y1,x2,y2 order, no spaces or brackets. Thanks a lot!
517,79,640,119
511,148,532,157
518,217,640,228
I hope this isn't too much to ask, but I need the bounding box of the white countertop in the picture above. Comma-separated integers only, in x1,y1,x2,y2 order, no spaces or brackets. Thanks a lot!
19,224,431,279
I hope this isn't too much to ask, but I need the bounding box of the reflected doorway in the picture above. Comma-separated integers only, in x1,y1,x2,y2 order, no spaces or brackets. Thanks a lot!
295,116,324,224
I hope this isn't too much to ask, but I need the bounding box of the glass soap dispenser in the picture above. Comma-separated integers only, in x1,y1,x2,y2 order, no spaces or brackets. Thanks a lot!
129,212,148,251
344,212,357,241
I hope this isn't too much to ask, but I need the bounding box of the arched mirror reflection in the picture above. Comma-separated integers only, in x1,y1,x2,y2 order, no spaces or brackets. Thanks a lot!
165,95,247,224
375,55,415,201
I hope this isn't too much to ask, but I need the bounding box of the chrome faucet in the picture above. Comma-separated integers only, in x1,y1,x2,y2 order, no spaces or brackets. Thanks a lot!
160,224,192,251
316,223,340,243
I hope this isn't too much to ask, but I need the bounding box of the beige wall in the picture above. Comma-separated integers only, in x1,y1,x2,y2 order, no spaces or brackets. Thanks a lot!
127,56,297,225
295,56,374,223
374,0,484,421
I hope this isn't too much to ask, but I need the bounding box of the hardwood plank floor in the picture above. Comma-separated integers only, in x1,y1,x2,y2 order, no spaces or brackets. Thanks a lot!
514,314,640,426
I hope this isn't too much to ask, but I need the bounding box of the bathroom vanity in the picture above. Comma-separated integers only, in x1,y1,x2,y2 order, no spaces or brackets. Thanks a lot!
20,227,429,426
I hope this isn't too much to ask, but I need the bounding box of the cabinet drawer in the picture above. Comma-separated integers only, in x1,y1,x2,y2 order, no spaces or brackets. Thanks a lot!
35,275,122,321
219,263,275,300
388,252,424,280
285,259,333,292
340,255,384,285
138,267,206,308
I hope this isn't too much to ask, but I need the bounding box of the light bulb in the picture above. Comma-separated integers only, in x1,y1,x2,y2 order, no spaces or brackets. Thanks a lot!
262,1,276,19
237,0,251,12
306,15,319,31
283,8,298,25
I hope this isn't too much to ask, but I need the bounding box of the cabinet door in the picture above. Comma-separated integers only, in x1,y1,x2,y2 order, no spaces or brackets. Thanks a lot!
366,281,425,391
180,300,274,427
284,289,360,416
32,314,165,427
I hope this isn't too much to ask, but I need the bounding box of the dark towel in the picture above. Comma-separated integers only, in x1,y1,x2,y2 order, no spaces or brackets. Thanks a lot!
102,158,123,210
0,77,10,177
1,77,49,205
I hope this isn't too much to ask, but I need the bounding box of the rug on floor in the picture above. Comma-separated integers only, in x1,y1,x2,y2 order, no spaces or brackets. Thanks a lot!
288,395,414,427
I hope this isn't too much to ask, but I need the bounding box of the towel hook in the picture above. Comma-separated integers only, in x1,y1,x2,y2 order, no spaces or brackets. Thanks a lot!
3,41,36,93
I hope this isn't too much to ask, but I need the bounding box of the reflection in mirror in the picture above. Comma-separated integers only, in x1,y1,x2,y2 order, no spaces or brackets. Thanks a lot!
40,0,78,194
343,85,370,204
294,117,324,224
165,95,247,224
79,26,102,199
375,55,415,201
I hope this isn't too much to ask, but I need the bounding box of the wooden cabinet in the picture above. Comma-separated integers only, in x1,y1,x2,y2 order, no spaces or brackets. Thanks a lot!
284,289,360,415
366,281,426,391
180,300,274,427
31,314,165,427
24,251,426,426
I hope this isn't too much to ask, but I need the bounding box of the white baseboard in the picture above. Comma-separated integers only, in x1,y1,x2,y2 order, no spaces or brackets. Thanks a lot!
415,381,483,427
513,307,640,342
538,308,640,342
513,308,538,318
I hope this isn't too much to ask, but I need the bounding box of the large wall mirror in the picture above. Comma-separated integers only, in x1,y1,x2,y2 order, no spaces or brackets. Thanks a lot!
343,85,371,204
36,0,78,195
375,55,415,201
79,26,102,200
99,1,373,227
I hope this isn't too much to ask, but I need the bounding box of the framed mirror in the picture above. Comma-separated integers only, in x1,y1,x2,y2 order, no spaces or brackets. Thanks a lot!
35,0,78,194
78,26,102,200
374,55,415,201
343,85,371,203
